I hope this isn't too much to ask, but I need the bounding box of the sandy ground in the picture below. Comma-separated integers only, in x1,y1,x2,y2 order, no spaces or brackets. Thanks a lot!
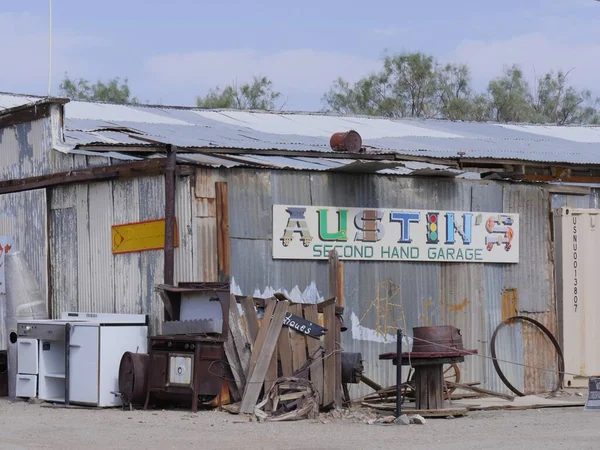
0,398,598,450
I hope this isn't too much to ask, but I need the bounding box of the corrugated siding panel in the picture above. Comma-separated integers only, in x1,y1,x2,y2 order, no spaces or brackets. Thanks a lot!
137,176,165,334
196,218,218,282
75,184,92,313
50,174,197,334
0,189,47,297
175,176,195,282
112,178,142,314
221,169,556,395
87,182,115,312
504,185,554,313
49,204,78,314
0,118,49,179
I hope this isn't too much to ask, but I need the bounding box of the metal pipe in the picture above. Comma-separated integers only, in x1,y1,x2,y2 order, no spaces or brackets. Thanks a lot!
396,329,402,418
164,144,177,286
65,322,70,405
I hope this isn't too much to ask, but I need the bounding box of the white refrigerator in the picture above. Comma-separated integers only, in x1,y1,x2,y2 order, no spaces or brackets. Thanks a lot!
16,312,147,407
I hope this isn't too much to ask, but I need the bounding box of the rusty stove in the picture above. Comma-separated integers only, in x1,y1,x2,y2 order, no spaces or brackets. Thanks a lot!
143,282,230,413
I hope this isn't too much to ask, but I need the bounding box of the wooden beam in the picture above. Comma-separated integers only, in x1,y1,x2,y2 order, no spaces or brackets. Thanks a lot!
263,299,279,410
445,382,515,401
328,250,343,409
228,294,251,382
0,101,60,129
0,159,190,195
545,185,591,196
240,297,260,344
215,182,230,282
322,302,337,408
240,300,289,414
248,299,277,378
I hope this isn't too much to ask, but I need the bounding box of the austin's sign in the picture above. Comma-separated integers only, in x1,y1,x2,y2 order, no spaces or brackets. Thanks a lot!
272,205,519,263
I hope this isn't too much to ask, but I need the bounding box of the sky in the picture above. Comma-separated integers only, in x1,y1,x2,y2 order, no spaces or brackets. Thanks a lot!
1,0,600,110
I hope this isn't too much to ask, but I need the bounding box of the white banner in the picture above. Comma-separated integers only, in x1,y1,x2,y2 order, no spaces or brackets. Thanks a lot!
272,205,518,263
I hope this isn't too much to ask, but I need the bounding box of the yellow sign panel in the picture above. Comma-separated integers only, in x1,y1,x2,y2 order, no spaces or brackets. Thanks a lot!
112,218,179,254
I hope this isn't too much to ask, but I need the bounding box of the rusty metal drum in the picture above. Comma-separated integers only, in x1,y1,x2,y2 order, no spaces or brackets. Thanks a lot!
119,352,149,406
330,130,362,153
412,326,464,353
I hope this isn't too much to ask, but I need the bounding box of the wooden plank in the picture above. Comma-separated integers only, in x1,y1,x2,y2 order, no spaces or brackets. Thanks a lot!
278,327,294,377
290,304,308,373
361,403,469,417
304,304,324,405
240,301,289,414
248,298,277,378
0,158,172,195
337,261,344,308
445,382,515,401
501,288,519,322
329,250,343,409
328,251,339,306
224,328,245,401
264,344,278,407
228,294,251,381
215,182,230,282
322,302,337,407
241,296,260,345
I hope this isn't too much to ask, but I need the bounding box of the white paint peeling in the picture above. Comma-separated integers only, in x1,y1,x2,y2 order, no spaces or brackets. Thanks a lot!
231,277,324,304
350,312,412,348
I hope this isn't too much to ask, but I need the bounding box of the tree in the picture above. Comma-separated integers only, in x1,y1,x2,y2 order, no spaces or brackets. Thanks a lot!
323,51,600,124
323,52,440,118
487,65,534,123
322,52,483,120
196,76,281,110
532,70,600,125
59,74,137,103
436,63,475,121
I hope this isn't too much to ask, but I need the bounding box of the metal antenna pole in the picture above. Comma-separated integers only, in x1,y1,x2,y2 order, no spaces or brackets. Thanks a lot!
48,0,53,96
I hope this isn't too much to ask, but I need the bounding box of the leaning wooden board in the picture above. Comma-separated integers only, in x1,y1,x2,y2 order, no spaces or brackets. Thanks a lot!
289,304,308,373
304,304,324,405
240,300,289,414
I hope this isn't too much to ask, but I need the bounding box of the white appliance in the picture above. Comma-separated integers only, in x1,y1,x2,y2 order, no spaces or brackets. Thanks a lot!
16,312,148,407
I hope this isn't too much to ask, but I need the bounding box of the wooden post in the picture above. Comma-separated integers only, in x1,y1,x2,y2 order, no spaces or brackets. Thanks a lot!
164,144,177,286
328,250,343,409
215,182,230,282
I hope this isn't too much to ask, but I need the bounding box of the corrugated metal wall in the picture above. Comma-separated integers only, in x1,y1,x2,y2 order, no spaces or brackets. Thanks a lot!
209,168,557,396
49,173,195,333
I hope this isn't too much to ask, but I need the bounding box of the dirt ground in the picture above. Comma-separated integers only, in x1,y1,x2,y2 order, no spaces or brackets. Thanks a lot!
0,398,598,450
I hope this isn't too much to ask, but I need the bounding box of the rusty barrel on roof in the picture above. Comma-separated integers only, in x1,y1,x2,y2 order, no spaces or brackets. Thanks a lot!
412,326,464,353
119,351,149,406
330,130,362,153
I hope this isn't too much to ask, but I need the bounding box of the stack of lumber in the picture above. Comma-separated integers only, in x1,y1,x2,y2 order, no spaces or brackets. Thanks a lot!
223,293,344,416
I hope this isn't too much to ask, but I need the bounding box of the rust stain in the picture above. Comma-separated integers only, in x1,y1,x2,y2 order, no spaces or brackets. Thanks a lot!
501,288,519,322
441,298,470,312
419,298,433,326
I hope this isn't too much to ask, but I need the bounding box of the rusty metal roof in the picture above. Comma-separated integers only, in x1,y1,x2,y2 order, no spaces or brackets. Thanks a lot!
4,92,600,167
60,101,600,166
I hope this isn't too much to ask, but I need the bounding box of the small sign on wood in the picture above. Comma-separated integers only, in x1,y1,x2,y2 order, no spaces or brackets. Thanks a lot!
283,312,327,339
585,377,600,410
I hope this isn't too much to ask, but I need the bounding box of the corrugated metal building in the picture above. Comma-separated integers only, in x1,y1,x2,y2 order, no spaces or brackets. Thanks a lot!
2,91,600,396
